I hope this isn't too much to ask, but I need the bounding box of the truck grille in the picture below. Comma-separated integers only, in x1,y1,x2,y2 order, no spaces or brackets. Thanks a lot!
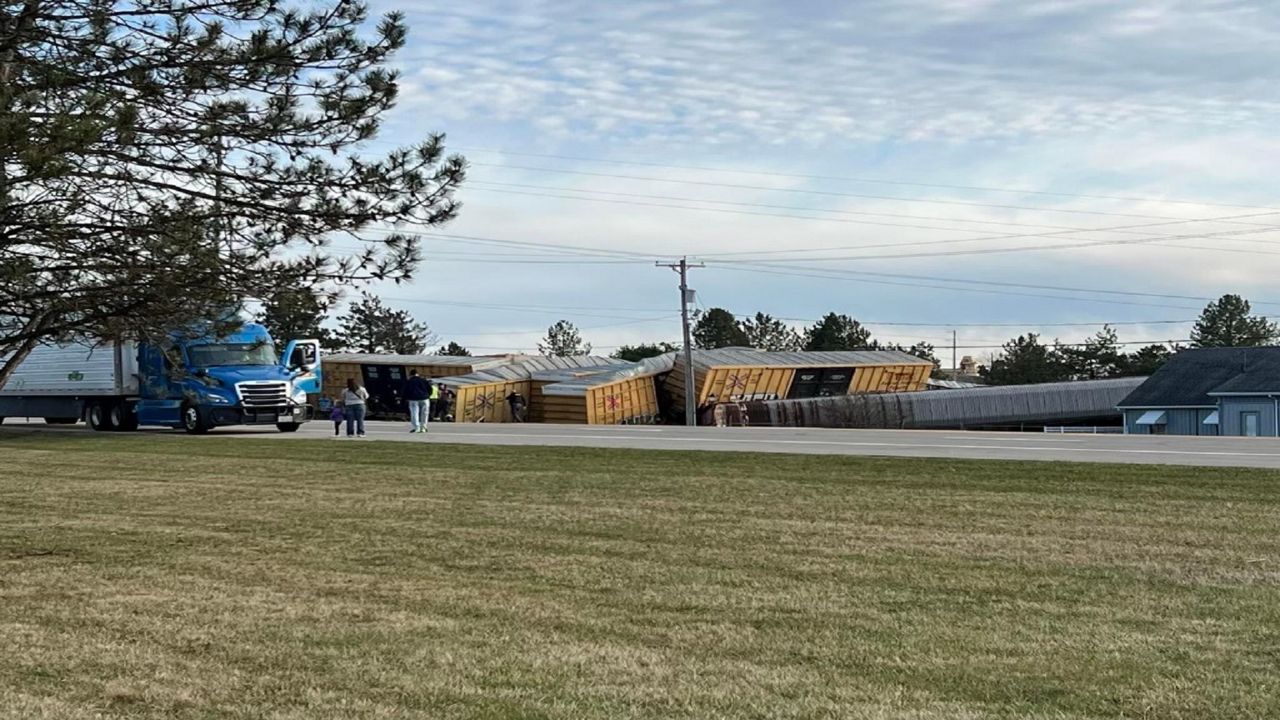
237,382,289,408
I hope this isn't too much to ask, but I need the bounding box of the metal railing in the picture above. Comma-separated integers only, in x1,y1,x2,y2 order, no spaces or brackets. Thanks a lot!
1043,426,1124,434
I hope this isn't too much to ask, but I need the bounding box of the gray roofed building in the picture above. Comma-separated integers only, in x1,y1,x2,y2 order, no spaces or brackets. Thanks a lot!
1117,347,1280,437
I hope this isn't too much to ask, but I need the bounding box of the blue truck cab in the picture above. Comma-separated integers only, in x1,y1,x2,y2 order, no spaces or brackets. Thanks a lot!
136,324,322,433
0,322,322,434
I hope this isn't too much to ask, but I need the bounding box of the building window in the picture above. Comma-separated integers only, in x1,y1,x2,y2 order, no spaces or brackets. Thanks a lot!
1241,411,1261,437
1149,424,1166,435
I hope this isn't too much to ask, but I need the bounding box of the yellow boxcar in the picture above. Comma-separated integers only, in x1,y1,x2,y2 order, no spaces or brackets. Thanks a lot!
453,380,529,423
321,353,507,403
664,349,934,411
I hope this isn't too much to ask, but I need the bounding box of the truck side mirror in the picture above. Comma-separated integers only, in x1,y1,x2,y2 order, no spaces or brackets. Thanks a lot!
193,368,208,378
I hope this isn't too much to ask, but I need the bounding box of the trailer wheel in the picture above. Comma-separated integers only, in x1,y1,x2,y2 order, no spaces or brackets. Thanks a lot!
276,422,302,433
181,403,210,434
110,403,139,432
87,402,116,432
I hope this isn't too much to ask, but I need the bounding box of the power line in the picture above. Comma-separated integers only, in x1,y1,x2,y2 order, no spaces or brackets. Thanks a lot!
707,265,1209,311
465,185,1280,259
378,297,670,323
380,297,668,314
711,309,1192,328
951,339,1190,349
454,147,1280,213
469,163,1280,224
711,262,1280,308
435,314,678,338
471,181,1105,233
703,222,1280,263
473,180,1280,246
351,228,1271,311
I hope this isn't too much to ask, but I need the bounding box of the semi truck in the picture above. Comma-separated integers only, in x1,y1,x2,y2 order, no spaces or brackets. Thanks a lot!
0,322,321,433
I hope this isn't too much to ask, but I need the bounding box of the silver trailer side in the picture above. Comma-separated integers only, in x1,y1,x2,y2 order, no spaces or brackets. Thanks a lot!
0,342,139,421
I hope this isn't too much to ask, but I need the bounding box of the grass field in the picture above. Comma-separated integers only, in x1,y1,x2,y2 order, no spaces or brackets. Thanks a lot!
1,431,1278,719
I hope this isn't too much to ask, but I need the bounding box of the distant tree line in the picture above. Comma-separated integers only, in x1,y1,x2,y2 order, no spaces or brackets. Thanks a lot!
980,294,1279,384
258,293,1279,382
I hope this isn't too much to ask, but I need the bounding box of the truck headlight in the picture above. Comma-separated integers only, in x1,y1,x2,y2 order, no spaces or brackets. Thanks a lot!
291,387,308,403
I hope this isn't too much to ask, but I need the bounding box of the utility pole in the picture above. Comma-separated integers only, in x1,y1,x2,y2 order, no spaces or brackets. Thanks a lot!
952,329,959,381
657,257,704,426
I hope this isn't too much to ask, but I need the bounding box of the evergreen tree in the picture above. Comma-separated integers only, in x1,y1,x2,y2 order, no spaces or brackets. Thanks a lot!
0,0,465,388
611,343,678,362
332,295,435,355
981,334,1070,385
738,313,802,351
1058,325,1124,379
435,342,472,357
1121,344,1177,376
692,308,749,349
539,320,591,357
1190,295,1278,347
803,313,876,351
905,342,942,372
256,289,334,348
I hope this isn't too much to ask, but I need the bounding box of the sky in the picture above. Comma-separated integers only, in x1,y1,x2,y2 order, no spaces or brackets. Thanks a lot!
351,0,1280,362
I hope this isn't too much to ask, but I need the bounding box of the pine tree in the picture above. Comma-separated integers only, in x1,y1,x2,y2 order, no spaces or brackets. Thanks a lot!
692,308,749,349
0,0,465,388
1121,344,1177,376
539,320,591,357
1058,325,1124,379
803,313,876,351
332,295,435,355
256,289,334,348
435,342,472,357
981,334,1071,385
611,343,678,362
905,342,941,372
1190,295,1278,348
738,313,801,351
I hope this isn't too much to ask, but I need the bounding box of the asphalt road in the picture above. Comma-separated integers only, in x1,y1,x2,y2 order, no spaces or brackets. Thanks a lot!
6,418,1280,469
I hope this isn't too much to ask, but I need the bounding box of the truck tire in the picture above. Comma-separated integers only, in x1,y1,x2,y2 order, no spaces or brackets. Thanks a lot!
276,422,302,433
110,403,139,432
181,403,210,434
87,402,116,432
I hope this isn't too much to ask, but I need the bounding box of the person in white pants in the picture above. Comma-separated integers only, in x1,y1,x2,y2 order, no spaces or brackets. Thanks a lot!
404,370,432,433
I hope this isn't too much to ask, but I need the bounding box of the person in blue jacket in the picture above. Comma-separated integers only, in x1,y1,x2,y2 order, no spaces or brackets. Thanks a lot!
403,370,433,433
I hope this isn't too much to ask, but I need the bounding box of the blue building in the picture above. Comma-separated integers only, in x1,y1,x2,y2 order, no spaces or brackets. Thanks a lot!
1117,347,1280,437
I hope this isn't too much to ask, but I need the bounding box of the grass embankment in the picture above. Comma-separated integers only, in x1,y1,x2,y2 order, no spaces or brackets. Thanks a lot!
1,432,1278,719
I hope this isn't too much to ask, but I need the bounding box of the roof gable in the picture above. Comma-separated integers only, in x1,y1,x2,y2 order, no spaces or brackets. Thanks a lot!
1118,347,1280,407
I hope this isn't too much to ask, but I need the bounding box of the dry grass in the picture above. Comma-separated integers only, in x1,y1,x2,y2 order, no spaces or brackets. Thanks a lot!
1,431,1279,719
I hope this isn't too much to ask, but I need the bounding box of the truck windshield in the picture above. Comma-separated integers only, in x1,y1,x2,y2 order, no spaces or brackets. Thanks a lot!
188,342,278,367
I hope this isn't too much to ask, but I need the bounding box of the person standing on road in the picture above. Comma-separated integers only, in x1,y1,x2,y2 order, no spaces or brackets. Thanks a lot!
343,379,369,437
505,390,526,422
403,370,431,433
435,385,453,422
329,400,345,437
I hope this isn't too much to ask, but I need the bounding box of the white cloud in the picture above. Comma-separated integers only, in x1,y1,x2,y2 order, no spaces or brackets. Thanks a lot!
354,1,1280,352
385,0,1280,145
